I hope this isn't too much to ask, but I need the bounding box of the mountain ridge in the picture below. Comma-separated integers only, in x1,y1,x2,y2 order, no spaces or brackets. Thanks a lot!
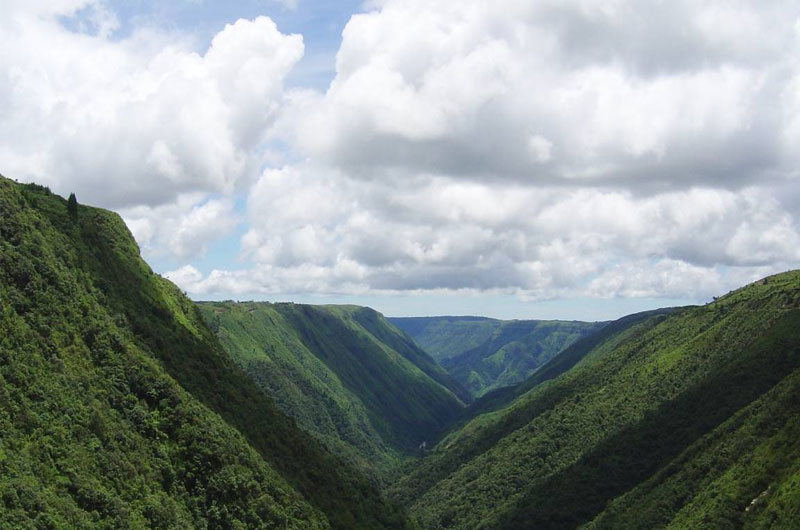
4,175,799,529
0,177,407,529
198,300,469,477
391,270,800,528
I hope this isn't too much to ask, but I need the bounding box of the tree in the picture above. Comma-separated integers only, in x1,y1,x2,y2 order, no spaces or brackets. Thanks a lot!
67,193,78,221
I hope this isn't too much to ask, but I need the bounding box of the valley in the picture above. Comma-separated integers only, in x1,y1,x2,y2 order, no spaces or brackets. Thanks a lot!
2,177,799,529
390,316,606,397
197,301,468,479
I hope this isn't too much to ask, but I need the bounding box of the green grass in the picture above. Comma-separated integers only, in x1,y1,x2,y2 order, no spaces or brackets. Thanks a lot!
388,316,501,362
198,302,399,479
4,175,800,530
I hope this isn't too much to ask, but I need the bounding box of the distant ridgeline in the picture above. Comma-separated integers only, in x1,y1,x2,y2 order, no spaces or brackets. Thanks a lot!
391,271,800,529
390,316,605,397
197,301,470,477
0,177,409,529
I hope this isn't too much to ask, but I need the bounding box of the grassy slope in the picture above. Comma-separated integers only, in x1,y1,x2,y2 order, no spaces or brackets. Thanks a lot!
583,367,800,530
200,302,468,464
391,271,800,529
0,177,407,529
345,307,471,405
388,309,670,510
391,316,604,397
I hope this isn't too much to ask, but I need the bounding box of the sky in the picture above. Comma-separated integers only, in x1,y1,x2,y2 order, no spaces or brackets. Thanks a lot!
1,0,799,321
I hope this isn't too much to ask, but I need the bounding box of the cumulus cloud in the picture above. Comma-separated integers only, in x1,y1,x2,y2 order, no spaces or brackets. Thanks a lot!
172,163,800,299
122,195,238,260
0,1,304,260
285,0,798,191
0,2,302,210
4,0,799,302
202,0,795,301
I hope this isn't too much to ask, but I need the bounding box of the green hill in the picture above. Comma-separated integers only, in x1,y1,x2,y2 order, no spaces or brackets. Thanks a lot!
198,302,469,472
390,316,604,397
391,271,800,529
5,174,800,530
468,309,676,417
388,316,501,362
0,177,407,529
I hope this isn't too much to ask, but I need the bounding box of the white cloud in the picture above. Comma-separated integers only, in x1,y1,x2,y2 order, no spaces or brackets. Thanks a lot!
164,264,205,288
274,0,299,11
0,3,304,261
4,0,799,303
121,195,238,260
169,162,800,300
213,0,796,302
0,5,303,210
283,0,798,191
528,135,553,164
586,260,726,300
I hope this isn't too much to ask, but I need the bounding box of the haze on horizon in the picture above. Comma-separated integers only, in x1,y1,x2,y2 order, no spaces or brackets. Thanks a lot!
1,0,798,320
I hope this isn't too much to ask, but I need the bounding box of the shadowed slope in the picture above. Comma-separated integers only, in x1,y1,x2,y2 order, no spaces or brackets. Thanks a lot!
200,302,468,466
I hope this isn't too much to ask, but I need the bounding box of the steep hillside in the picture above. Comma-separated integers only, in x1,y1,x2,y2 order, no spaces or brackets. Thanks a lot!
391,271,800,529
388,316,500,362
197,301,393,477
199,302,468,466
391,316,604,397
0,177,407,529
344,306,471,405
469,309,675,417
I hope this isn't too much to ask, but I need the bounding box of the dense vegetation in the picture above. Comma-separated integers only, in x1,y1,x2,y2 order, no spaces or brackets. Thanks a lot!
388,317,500,362
391,316,604,397
391,271,800,529
0,177,407,529
4,174,800,530
198,302,468,476
469,309,675,417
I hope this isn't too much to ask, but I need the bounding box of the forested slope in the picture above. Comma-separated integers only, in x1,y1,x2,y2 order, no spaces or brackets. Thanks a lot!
391,271,800,529
388,316,500,362
0,177,407,529
199,302,468,471
469,309,675,417
391,316,603,397
6,174,798,530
